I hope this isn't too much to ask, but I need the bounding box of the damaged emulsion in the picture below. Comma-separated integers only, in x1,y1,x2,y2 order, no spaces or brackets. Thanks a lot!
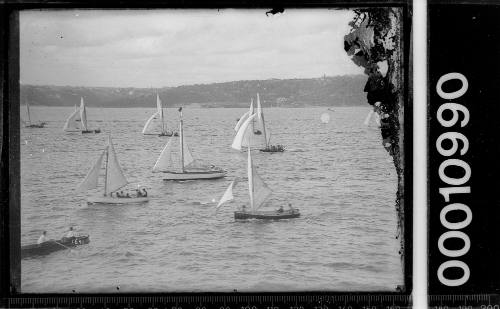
344,8,405,263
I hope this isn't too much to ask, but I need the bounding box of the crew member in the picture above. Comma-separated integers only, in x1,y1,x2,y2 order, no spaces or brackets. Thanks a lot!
37,231,47,244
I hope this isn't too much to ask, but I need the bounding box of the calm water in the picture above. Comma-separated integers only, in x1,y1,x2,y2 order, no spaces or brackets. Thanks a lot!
20,106,403,292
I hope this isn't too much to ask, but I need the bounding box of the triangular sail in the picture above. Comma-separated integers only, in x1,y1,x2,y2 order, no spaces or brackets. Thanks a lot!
152,138,174,172
26,101,32,125
232,113,257,150
247,147,271,211
182,137,195,168
63,107,81,131
157,94,166,133
248,147,254,209
77,151,105,192
80,98,88,131
216,179,238,210
252,168,272,210
105,136,128,194
256,93,269,147
142,111,160,134
234,110,250,132
364,110,381,126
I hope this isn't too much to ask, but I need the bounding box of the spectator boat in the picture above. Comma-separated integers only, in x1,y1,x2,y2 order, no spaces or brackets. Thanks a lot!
21,235,90,259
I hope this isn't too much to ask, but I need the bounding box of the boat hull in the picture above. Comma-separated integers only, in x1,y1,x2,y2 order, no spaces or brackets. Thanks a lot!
162,170,226,180
25,122,46,128
87,196,149,204
82,129,101,134
234,209,300,220
21,235,90,259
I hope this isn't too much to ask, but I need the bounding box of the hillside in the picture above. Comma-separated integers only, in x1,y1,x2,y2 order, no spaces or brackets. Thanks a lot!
20,75,368,108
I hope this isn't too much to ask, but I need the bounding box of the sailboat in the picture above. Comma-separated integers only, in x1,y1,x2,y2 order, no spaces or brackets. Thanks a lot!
233,94,284,152
63,98,101,134
153,107,226,180
142,94,178,137
24,100,46,128
216,147,300,220
77,136,149,204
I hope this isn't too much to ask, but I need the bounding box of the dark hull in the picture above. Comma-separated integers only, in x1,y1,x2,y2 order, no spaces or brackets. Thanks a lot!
25,122,46,128
259,148,285,153
158,132,179,137
82,129,101,134
21,235,90,259
234,209,300,220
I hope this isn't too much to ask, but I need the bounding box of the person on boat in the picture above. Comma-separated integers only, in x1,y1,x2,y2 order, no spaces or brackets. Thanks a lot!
126,192,130,198
37,231,47,245
242,205,247,212
141,188,147,197
278,205,284,213
64,227,75,239
119,191,124,198
136,189,142,197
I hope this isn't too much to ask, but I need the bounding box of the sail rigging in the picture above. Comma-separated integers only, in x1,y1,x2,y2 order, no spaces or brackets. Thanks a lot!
63,106,81,131
105,136,128,195
142,94,168,134
256,93,269,147
26,101,32,125
152,139,174,172
234,110,250,132
80,97,88,131
247,147,271,210
77,151,105,192
232,113,257,151
216,179,238,210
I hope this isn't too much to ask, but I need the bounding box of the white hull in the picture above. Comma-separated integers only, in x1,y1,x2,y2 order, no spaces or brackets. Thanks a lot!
162,170,226,180
87,196,149,204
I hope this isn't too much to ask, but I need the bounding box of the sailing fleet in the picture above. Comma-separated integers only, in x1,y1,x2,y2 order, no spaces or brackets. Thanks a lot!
24,93,298,220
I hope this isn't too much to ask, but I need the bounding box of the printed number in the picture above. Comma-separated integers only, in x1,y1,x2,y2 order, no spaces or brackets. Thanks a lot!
196,307,205,309
437,260,470,287
438,159,471,186
436,72,468,100
438,231,471,257
437,103,470,128
436,132,469,157
440,203,472,230
481,306,500,309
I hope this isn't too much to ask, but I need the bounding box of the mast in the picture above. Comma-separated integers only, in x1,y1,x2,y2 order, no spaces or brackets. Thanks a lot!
158,93,165,134
247,147,254,210
179,107,184,172
104,141,109,196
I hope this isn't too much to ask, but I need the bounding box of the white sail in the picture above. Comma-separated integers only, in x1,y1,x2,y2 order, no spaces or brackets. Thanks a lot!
364,110,381,126
182,137,195,167
152,139,174,172
26,101,32,125
142,111,160,134
157,94,165,133
251,168,272,210
231,113,257,151
248,147,254,209
105,136,128,194
77,150,105,192
80,97,88,131
63,107,81,131
247,146,271,210
234,110,250,132
216,179,238,210
256,93,269,146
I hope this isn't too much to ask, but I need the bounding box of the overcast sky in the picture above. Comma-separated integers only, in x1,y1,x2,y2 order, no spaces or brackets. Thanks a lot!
20,9,362,88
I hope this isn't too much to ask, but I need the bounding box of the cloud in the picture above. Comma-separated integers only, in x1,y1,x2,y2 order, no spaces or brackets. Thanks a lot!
20,9,362,87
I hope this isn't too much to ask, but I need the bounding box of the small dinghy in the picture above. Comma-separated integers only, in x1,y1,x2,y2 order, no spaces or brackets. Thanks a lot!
78,136,149,204
23,100,47,128
142,93,178,137
153,108,226,181
21,235,90,259
216,147,300,220
63,97,101,134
